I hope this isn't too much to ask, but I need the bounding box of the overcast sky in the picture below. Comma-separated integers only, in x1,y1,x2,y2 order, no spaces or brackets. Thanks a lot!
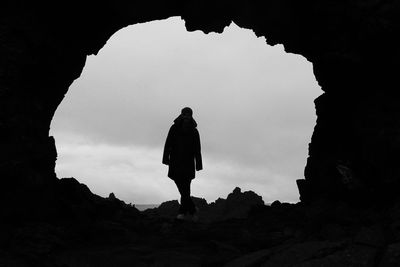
50,17,321,205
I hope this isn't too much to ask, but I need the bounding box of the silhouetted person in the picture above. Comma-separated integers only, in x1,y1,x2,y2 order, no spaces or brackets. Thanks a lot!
163,107,202,220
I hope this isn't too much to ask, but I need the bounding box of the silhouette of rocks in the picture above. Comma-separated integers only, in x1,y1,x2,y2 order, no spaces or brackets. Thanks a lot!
143,187,264,222
57,178,141,221
6,186,397,265
3,1,400,266
0,176,140,224
4,187,400,266
149,200,180,217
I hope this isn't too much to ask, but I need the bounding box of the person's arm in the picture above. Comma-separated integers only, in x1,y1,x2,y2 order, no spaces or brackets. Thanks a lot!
194,129,203,171
162,126,173,165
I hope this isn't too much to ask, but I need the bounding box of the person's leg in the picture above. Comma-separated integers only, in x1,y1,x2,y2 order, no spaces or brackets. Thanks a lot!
174,178,195,215
174,178,188,215
180,179,195,215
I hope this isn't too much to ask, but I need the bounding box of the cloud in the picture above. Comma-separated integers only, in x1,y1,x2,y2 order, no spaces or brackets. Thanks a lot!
50,17,321,203
55,132,300,204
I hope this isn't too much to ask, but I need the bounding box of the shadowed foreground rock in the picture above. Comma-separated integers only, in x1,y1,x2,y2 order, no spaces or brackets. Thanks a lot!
3,1,400,266
3,182,400,266
0,177,140,223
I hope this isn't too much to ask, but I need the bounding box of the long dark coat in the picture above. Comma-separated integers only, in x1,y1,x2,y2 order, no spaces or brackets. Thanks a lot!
162,117,202,180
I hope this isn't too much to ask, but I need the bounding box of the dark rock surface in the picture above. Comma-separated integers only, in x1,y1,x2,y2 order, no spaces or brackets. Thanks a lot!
2,1,400,266
2,187,400,266
143,187,264,222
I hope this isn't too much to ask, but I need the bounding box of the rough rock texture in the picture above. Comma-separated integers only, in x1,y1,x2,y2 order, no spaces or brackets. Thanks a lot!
2,0,400,207
3,4,400,266
3,177,140,223
4,194,400,266
144,187,264,222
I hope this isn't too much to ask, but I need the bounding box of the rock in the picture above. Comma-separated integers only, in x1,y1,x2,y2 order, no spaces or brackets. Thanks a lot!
0,190,397,266
144,187,265,222
9,223,65,262
271,200,282,208
354,225,385,248
156,200,180,217
224,248,271,267
319,223,346,241
205,187,264,222
108,192,116,200
56,177,140,221
151,250,202,267
379,242,400,266
260,241,345,267
294,245,377,267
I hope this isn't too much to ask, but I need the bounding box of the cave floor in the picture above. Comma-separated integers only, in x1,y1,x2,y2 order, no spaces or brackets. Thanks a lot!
1,201,399,266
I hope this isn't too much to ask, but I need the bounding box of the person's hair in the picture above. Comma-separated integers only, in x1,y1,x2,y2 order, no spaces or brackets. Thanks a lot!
181,107,193,116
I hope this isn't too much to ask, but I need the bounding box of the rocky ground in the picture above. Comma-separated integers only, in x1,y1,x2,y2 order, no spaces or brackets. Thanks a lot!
142,187,264,223
2,178,400,266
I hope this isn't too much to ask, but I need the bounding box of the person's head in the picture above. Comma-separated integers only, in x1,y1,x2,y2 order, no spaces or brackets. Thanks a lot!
181,107,193,119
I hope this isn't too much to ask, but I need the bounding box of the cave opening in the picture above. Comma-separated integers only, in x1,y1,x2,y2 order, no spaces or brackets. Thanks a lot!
50,17,321,206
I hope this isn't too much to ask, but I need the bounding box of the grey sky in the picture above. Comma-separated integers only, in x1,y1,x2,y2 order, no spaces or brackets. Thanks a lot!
50,17,321,204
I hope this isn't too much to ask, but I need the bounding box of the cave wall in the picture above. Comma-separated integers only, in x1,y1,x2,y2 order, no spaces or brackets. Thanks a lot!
1,0,400,205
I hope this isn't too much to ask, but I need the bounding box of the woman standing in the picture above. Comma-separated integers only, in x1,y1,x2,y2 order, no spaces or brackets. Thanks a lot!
162,107,202,220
